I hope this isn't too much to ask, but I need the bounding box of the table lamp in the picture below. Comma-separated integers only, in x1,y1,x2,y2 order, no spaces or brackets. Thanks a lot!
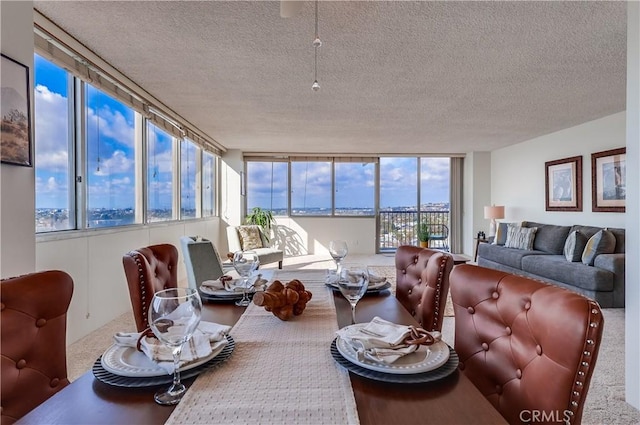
484,205,505,238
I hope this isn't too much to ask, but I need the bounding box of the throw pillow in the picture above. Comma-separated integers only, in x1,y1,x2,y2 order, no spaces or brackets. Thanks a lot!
582,229,616,266
237,226,263,250
492,222,510,245
563,230,588,262
504,225,538,250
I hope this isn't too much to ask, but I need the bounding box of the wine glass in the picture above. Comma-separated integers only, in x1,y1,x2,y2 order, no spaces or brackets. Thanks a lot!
337,263,369,324
148,287,202,405
233,250,260,307
329,240,348,274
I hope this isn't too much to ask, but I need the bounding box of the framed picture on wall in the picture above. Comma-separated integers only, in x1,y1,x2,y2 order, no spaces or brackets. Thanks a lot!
1,54,32,167
592,147,626,212
545,155,582,212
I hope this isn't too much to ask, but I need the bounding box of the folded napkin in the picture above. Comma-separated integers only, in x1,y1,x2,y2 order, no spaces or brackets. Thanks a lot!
113,321,231,373
368,273,386,284
336,317,441,364
201,276,240,292
202,274,268,292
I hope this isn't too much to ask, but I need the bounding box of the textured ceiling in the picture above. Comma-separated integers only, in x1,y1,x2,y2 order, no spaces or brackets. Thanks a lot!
34,1,627,155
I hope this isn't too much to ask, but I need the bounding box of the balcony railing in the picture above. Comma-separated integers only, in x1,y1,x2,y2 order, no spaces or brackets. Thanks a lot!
378,210,450,252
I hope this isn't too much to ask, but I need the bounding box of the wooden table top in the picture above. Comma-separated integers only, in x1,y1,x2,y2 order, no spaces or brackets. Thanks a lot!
18,278,506,425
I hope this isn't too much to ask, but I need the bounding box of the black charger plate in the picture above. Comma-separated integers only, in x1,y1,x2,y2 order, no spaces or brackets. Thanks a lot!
330,338,458,384
92,335,235,388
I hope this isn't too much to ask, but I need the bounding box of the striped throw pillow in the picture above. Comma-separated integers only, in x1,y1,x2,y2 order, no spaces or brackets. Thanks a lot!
505,225,538,250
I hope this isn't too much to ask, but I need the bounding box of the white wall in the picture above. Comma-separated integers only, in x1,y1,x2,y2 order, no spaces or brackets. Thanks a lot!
272,216,377,258
462,152,491,257
36,219,222,344
625,0,640,410
491,112,626,228
0,1,35,278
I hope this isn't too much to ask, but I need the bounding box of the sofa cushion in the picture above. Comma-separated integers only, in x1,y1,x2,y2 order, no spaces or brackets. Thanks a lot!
521,255,614,292
563,230,589,262
570,225,625,254
237,225,263,250
492,222,510,245
477,243,547,269
505,225,537,250
582,229,616,266
522,222,572,254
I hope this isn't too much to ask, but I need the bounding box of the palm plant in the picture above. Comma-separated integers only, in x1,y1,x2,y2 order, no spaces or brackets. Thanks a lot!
417,223,431,247
245,207,275,240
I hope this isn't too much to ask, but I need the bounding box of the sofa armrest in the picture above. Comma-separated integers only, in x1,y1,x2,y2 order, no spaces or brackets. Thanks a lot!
594,253,625,276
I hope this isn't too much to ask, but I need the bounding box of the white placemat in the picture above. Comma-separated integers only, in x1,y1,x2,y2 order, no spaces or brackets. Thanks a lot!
165,270,360,425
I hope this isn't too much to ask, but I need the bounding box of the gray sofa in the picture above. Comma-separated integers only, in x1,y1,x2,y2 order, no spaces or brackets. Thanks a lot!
477,221,625,308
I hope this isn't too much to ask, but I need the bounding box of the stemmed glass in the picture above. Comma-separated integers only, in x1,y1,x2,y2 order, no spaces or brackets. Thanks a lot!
233,250,260,307
329,240,348,274
337,263,369,324
148,287,202,405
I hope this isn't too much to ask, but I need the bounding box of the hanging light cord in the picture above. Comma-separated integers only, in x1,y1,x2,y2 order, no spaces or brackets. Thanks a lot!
312,0,321,91
96,92,101,171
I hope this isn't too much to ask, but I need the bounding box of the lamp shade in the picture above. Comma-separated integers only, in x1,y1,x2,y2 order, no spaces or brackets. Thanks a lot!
484,205,505,220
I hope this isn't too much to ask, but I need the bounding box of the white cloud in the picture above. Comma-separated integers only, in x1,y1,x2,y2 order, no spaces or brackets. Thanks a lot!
94,150,133,176
34,85,71,172
87,105,135,149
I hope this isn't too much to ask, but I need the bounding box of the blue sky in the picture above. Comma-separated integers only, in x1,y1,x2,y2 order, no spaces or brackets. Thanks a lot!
248,157,450,210
35,54,450,212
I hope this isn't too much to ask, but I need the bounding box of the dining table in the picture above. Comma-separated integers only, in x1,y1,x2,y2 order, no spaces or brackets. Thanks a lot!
17,269,507,425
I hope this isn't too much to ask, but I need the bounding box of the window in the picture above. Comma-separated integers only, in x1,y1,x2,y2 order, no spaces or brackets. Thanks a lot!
420,157,450,211
34,55,74,232
246,161,288,216
202,151,216,217
147,122,175,222
380,157,418,211
291,161,332,215
334,161,375,216
85,84,137,228
34,35,221,233
180,139,198,219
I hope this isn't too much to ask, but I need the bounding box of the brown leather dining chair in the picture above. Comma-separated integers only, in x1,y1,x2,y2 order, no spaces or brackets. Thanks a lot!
450,264,604,425
395,245,454,332
1,270,74,425
123,244,178,332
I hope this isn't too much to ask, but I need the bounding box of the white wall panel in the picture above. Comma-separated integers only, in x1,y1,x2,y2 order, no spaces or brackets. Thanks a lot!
491,112,626,228
0,1,35,278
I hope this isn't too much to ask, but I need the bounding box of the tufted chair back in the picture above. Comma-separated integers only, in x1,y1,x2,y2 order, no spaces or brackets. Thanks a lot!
450,264,604,425
395,245,454,331
1,270,74,425
123,244,178,332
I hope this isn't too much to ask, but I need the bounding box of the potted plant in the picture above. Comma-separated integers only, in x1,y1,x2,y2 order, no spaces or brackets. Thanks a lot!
245,207,275,241
417,223,430,248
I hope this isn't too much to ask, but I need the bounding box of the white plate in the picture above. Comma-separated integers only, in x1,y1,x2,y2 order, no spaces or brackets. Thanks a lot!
101,338,227,377
336,323,450,375
326,278,389,291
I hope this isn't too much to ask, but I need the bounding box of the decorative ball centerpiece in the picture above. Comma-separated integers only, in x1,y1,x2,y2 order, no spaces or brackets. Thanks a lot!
252,279,312,321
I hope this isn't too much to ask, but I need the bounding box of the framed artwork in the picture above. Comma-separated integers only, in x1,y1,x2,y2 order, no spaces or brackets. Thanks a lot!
1,54,32,167
591,147,626,212
545,155,582,211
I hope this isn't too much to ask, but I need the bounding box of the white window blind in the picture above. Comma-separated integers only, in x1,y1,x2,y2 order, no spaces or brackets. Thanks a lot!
34,13,224,155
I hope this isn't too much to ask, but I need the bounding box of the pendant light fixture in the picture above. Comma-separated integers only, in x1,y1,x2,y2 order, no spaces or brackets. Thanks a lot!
312,0,321,91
